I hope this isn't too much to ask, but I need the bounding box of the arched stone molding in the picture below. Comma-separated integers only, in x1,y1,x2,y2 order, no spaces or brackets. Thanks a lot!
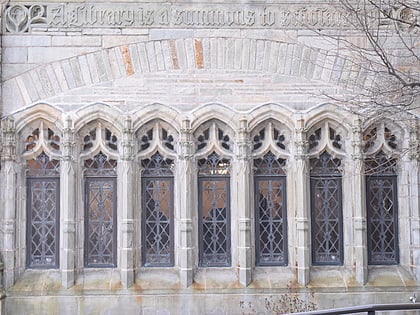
12,103,64,136
131,103,181,134
73,103,125,137
190,103,239,134
248,103,295,132
3,38,368,113
303,103,352,141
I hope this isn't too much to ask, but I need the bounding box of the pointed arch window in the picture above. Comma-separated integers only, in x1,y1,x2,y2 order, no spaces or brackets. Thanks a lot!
141,152,174,267
254,152,288,266
366,151,399,265
84,152,117,268
198,152,231,267
26,151,60,269
310,151,343,265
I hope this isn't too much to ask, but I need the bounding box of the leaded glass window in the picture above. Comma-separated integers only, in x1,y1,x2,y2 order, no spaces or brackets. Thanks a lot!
141,152,174,267
84,152,117,268
26,151,60,269
310,151,343,265
366,152,399,265
254,152,287,266
198,152,231,267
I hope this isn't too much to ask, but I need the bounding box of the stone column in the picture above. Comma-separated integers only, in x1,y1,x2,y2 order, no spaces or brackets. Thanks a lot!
178,118,195,287
0,259,4,315
60,115,77,288
408,120,420,282
294,117,310,285
0,117,17,289
351,117,368,284
235,118,252,286
118,116,135,288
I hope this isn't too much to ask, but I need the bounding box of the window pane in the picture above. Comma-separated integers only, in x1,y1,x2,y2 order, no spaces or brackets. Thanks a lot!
142,178,174,266
367,176,399,264
85,178,117,267
311,177,343,264
255,178,287,266
310,152,343,265
199,178,230,267
27,179,59,268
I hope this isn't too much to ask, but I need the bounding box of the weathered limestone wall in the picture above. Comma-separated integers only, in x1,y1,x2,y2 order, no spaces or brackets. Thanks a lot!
1,1,420,315
1,1,369,114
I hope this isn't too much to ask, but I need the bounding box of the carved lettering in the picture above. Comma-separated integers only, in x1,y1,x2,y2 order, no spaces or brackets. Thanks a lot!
6,2,360,33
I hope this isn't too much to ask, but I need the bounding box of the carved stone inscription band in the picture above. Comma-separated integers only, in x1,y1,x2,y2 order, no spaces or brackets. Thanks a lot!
5,3,355,33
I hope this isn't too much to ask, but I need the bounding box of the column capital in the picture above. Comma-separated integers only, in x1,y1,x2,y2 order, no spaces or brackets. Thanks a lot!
121,115,134,161
236,117,252,160
294,117,308,161
409,118,419,160
179,118,194,160
1,116,17,161
62,115,75,162
351,116,364,162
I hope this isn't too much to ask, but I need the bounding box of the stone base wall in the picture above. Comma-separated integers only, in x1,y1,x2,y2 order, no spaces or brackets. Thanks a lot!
5,289,420,315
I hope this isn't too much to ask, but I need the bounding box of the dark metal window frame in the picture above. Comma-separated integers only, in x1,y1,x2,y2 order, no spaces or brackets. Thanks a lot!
26,176,60,269
141,176,175,267
310,153,344,266
198,176,231,267
254,175,288,266
84,176,118,268
366,174,399,265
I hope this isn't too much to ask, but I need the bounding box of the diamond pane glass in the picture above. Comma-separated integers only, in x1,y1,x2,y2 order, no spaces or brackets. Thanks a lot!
27,151,60,177
366,153,398,265
199,178,230,267
254,152,287,266
27,178,59,268
198,152,230,175
26,152,60,269
255,178,287,266
142,179,173,266
85,178,117,267
84,152,117,176
310,152,343,265
141,152,174,176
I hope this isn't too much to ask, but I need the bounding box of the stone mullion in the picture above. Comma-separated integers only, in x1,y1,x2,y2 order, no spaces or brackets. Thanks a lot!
1,117,17,289
294,118,310,285
178,118,195,287
118,116,135,288
235,118,252,286
60,115,76,288
408,120,420,282
351,117,368,284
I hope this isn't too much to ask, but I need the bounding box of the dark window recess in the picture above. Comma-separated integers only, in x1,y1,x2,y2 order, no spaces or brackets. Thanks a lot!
141,152,174,267
310,151,343,265
26,152,60,269
254,152,288,266
84,152,117,268
198,152,231,267
366,152,399,265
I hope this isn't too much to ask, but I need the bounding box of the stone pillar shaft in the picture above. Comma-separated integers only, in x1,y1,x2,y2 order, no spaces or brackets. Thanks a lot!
1,118,17,289
294,118,310,285
60,116,76,288
118,116,135,288
178,118,194,287
236,118,252,286
351,118,368,284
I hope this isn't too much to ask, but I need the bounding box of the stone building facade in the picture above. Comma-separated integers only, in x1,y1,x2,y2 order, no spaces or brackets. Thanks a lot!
0,1,419,314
